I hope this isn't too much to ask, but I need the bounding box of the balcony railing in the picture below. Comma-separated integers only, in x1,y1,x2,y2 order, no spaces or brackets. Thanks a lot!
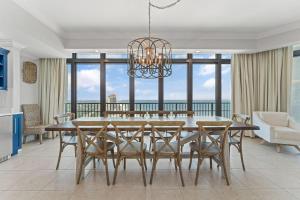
65,102,231,118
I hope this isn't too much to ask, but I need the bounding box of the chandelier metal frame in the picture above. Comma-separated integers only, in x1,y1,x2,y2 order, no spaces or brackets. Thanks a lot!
127,0,181,79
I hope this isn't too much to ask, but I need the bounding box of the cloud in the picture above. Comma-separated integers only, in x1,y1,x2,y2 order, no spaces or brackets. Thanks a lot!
203,78,215,89
222,64,231,75
199,65,215,76
77,69,100,92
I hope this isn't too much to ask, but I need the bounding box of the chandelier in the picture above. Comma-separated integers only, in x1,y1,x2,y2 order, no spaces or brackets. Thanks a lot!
127,0,181,79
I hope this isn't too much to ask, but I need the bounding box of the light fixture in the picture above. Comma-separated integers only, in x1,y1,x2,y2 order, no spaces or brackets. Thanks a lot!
127,0,181,79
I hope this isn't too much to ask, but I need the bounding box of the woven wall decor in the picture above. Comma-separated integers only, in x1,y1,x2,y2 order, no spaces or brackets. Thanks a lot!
23,62,37,84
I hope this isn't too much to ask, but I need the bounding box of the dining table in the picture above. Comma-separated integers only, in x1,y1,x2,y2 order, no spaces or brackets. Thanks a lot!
45,116,260,185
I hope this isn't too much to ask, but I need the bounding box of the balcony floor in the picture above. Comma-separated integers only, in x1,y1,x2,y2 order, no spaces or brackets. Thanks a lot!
1,137,300,200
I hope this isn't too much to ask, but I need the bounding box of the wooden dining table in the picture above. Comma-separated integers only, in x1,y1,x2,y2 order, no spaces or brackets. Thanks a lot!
46,116,259,185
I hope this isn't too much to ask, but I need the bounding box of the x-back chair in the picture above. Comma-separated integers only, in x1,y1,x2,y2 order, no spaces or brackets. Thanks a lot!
111,121,148,186
54,113,76,170
189,121,232,185
230,114,250,171
149,121,186,186
74,121,115,185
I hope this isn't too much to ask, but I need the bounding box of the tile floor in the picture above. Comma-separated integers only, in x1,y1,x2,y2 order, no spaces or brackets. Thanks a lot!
1,137,300,200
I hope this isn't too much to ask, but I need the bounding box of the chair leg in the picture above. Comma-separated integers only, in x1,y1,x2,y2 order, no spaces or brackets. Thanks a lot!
123,158,126,170
195,155,203,186
188,150,194,170
74,145,77,157
52,131,55,139
56,144,63,170
93,157,96,169
113,156,121,185
23,136,27,144
141,155,147,186
276,144,281,153
39,134,43,144
104,158,110,186
143,150,147,171
209,157,213,170
239,146,246,171
177,156,185,187
222,159,230,186
111,149,116,168
76,156,85,184
150,158,158,185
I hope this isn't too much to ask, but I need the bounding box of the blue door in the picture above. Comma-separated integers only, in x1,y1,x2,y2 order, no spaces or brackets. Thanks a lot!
12,114,23,155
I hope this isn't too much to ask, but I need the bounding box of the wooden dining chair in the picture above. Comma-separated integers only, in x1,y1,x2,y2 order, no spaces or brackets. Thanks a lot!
172,111,195,117
149,121,185,186
148,111,171,118
230,114,250,171
103,111,126,118
54,113,76,170
74,121,115,185
189,121,232,185
111,121,148,186
125,111,147,118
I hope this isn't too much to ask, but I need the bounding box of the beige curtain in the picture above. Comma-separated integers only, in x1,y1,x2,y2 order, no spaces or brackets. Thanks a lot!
232,47,292,117
38,58,67,125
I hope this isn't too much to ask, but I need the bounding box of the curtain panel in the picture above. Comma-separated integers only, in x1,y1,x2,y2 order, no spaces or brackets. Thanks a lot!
232,47,292,119
38,58,67,125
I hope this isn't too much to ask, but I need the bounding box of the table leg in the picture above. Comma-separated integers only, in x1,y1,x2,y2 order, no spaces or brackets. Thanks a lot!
76,139,84,183
222,135,231,184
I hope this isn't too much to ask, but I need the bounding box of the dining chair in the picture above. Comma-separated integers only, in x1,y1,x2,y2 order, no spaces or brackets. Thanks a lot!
189,121,232,185
148,111,171,118
230,114,250,171
149,121,185,186
54,113,76,170
21,104,50,144
103,111,126,118
74,121,115,185
111,121,148,186
125,111,147,118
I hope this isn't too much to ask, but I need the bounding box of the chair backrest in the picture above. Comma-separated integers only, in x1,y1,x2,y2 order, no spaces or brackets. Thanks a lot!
54,113,75,124
73,121,111,156
196,121,232,153
148,111,171,118
232,114,250,124
149,121,185,154
125,111,147,118
111,121,148,154
103,111,126,118
173,111,194,117
22,104,41,127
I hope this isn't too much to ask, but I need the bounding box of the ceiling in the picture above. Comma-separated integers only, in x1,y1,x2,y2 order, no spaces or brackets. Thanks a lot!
4,0,300,56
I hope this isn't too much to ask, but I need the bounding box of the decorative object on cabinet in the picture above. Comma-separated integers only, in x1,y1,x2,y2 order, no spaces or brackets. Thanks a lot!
23,62,37,84
0,48,9,90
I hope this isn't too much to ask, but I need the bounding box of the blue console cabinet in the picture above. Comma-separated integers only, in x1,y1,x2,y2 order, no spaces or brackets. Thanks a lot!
12,114,23,155
0,48,9,90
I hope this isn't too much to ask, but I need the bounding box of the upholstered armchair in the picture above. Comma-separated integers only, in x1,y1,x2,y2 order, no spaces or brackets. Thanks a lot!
21,104,50,144
253,111,300,152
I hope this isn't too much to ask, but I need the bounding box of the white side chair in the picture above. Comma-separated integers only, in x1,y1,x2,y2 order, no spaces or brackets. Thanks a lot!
253,111,300,152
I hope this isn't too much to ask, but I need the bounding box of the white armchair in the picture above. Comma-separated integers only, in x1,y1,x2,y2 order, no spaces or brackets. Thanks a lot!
253,111,300,152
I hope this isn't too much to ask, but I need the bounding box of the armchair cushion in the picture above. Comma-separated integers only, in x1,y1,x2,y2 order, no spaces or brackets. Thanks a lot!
272,126,300,141
259,112,289,127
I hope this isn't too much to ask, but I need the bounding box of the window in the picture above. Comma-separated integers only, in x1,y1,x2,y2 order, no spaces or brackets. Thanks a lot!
76,63,101,117
291,55,300,122
106,64,129,111
193,64,216,116
135,78,158,111
65,63,71,113
222,64,231,118
164,64,187,111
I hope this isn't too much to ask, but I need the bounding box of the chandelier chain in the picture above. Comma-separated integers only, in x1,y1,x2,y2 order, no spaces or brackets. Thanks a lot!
148,0,181,38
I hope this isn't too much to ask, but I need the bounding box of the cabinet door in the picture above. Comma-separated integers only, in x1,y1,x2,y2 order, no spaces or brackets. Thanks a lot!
12,114,23,155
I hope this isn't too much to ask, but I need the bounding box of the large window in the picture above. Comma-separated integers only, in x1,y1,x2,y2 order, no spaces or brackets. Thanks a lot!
77,63,100,117
67,53,231,117
291,55,300,122
106,64,129,111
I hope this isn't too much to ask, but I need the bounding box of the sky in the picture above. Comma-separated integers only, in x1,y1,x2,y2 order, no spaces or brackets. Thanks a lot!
67,54,231,102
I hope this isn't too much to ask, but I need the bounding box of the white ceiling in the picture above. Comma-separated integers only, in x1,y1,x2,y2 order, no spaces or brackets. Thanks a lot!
12,0,300,34
3,0,300,56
